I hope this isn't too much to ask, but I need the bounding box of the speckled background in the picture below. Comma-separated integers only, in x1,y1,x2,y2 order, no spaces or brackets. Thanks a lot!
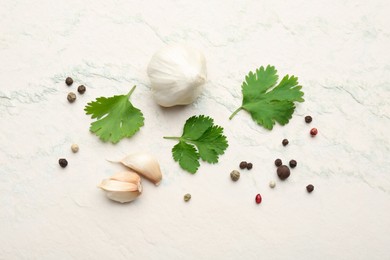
1,0,390,259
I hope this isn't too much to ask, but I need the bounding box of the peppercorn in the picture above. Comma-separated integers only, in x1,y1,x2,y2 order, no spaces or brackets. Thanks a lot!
310,128,318,136
274,159,282,167
239,161,248,169
255,194,262,204
230,170,240,181
277,165,290,180
77,85,86,94
67,92,76,103
65,77,73,86
71,144,79,153
306,184,314,193
269,181,276,188
184,193,191,202
246,163,253,170
289,159,297,168
305,115,312,123
59,158,68,168
282,139,289,146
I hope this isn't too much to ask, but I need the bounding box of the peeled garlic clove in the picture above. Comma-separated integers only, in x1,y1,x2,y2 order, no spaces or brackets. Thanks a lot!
110,170,141,184
98,171,142,203
120,153,162,185
99,179,139,192
105,191,140,203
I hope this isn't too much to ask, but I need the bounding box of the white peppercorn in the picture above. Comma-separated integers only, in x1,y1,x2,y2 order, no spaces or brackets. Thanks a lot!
71,144,79,153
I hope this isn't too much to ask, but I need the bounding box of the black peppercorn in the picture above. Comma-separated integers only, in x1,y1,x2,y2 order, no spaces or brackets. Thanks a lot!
246,163,253,170
305,115,312,123
306,184,314,193
67,92,76,103
289,159,297,168
77,85,86,94
65,77,73,86
275,159,282,167
282,139,289,146
239,161,248,169
277,165,290,180
59,158,68,168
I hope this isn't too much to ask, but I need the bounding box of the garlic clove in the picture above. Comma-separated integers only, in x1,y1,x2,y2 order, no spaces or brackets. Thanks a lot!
110,170,141,184
99,179,140,192
105,190,141,203
120,153,162,185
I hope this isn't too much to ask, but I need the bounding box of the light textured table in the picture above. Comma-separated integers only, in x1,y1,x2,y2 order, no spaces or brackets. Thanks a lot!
1,1,390,259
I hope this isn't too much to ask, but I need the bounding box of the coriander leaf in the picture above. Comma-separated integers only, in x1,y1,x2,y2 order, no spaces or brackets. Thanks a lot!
229,65,304,130
164,115,228,174
84,86,144,144
172,141,200,173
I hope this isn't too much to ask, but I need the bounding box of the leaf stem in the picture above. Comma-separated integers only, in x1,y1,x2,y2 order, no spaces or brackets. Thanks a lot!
229,107,243,120
127,85,137,97
163,136,181,140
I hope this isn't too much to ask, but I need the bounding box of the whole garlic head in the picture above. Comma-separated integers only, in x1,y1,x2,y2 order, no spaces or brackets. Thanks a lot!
147,44,207,107
99,171,142,203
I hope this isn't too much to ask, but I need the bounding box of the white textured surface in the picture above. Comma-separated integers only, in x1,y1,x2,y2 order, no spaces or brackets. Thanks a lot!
1,1,390,259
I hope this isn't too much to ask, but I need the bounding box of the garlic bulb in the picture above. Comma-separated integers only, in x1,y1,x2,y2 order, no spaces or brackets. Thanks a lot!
99,171,142,203
119,153,162,186
147,44,207,107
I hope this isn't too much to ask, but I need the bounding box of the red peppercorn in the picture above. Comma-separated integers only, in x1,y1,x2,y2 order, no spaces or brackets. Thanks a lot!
255,194,262,204
310,128,318,136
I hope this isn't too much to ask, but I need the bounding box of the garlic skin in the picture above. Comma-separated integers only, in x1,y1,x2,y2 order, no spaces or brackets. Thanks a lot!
99,171,142,203
147,44,207,107
120,153,162,186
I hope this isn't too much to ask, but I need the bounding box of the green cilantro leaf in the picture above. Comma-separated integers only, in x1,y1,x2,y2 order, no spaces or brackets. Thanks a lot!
164,115,228,174
84,86,144,144
229,65,304,130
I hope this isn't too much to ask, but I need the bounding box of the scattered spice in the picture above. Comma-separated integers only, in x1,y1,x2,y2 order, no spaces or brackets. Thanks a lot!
246,162,253,170
239,161,248,169
77,85,86,94
255,194,262,204
65,77,73,86
274,159,282,167
67,92,76,103
184,193,191,202
289,159,297,168
58,158,68,168
71,144,79,153
306,184,314,193
282,139,289,146
269,181,276,188
310,128,318,136
277,165,290,180
305,115,312,123
230,170,240,181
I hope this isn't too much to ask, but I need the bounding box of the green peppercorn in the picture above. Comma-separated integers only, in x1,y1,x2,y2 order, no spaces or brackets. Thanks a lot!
67,92,76,103
184,193,191,202
230,170,240,181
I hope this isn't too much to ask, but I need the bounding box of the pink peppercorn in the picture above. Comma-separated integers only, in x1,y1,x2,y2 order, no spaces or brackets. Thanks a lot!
310,128,318,136
255,194,262,204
